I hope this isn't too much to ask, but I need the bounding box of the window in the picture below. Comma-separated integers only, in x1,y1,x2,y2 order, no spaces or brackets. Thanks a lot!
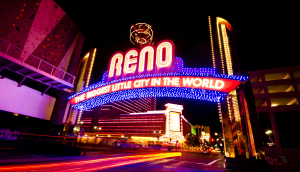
252,87,264,94
267,84,294,93
250,75,262,82
264,72,290,81
255,99,267,106
270,97,298,106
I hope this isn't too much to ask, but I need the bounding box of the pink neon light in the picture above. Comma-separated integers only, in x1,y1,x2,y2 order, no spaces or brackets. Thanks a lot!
99,126,163,127
100,129,162,131
98,119,164,121
70,76,242,105
120,116,164,118
98,121,164,123
98,118,164,121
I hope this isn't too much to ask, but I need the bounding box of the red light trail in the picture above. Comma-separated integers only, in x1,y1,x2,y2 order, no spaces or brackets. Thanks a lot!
0,152,181,172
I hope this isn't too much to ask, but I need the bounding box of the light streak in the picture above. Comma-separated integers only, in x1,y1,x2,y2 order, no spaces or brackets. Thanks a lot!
0,152,181,171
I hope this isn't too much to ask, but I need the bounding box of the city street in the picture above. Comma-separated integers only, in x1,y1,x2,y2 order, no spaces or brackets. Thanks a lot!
0,151,224,172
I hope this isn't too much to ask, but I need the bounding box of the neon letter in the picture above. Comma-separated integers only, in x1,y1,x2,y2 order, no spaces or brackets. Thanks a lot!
109,53,123,77
202,79,209,88
124,50,138,74
193,78,202,87
215,80,225,89
156,41,173,68
152,78,161,86
182,78,193,86
209,79,215,88
139,46,154,72
134,80,140,87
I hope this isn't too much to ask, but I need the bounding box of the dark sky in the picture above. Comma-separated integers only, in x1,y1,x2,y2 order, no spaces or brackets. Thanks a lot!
55,1,298,134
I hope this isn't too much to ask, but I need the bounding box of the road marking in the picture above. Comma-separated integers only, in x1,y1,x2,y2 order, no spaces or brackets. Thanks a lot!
162,158,224,166
149,158,175,164
207,158,223,165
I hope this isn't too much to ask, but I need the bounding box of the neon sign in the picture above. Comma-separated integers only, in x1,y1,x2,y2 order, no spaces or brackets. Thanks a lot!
69,40,248,110
108,40,174,81
70,76,241,105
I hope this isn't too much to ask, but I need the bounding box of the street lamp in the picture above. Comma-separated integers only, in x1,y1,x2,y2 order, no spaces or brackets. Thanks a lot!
215,133,218,136
265,130,274,161
94,126,101,149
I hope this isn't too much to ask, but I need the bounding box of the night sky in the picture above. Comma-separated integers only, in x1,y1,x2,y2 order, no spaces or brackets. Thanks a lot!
54,1,298,134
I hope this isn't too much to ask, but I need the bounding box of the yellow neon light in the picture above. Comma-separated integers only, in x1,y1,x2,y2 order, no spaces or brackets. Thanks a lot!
109,53,123,77
221,24,233,76
86,48,97,87
131,136,157,139
124,50,138,74
218,102,222,123
208,16,216,69
156,42,172,68
216,17,225,74
227,96,232,121
139,46,154,72
83,53,90,59
231,92,240,121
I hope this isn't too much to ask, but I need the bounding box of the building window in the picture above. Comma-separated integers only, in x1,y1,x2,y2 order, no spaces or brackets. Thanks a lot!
250,75,262,82
267,84,294,93
252,87,264,94
255,99,267,106
264,72,290,81
270,97,298,106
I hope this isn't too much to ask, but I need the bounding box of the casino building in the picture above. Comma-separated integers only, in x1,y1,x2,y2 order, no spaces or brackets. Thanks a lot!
79,103,193,147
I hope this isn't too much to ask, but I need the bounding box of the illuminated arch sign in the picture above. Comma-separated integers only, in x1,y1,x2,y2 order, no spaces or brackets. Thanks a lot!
69,40,247,110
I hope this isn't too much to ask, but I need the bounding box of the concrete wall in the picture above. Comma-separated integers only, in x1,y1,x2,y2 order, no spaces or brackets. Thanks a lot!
0,78,56,120
0,0,84,75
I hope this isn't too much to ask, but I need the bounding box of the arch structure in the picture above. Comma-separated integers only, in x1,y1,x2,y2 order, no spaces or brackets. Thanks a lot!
69,40,247,110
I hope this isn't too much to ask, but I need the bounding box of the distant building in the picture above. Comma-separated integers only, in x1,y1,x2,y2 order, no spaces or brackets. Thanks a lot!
193,125,210,142
100,97,156,117
79,103,192,148
247,66,300,162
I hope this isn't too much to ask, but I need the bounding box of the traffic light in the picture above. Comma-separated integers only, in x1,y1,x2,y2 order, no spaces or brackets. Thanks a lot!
211,138,214,142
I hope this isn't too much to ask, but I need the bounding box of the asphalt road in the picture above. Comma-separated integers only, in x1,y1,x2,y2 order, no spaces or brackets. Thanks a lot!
0,151,225,172
102,152,225,172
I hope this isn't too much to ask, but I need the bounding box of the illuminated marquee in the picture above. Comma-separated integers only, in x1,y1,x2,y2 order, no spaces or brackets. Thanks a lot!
69,40,248,110
108,40,174,81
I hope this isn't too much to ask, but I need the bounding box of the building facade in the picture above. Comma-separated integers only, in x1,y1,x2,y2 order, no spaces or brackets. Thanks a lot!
0,0,84,140
248,66,300,162
208,16,269,159
79,103,192,148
